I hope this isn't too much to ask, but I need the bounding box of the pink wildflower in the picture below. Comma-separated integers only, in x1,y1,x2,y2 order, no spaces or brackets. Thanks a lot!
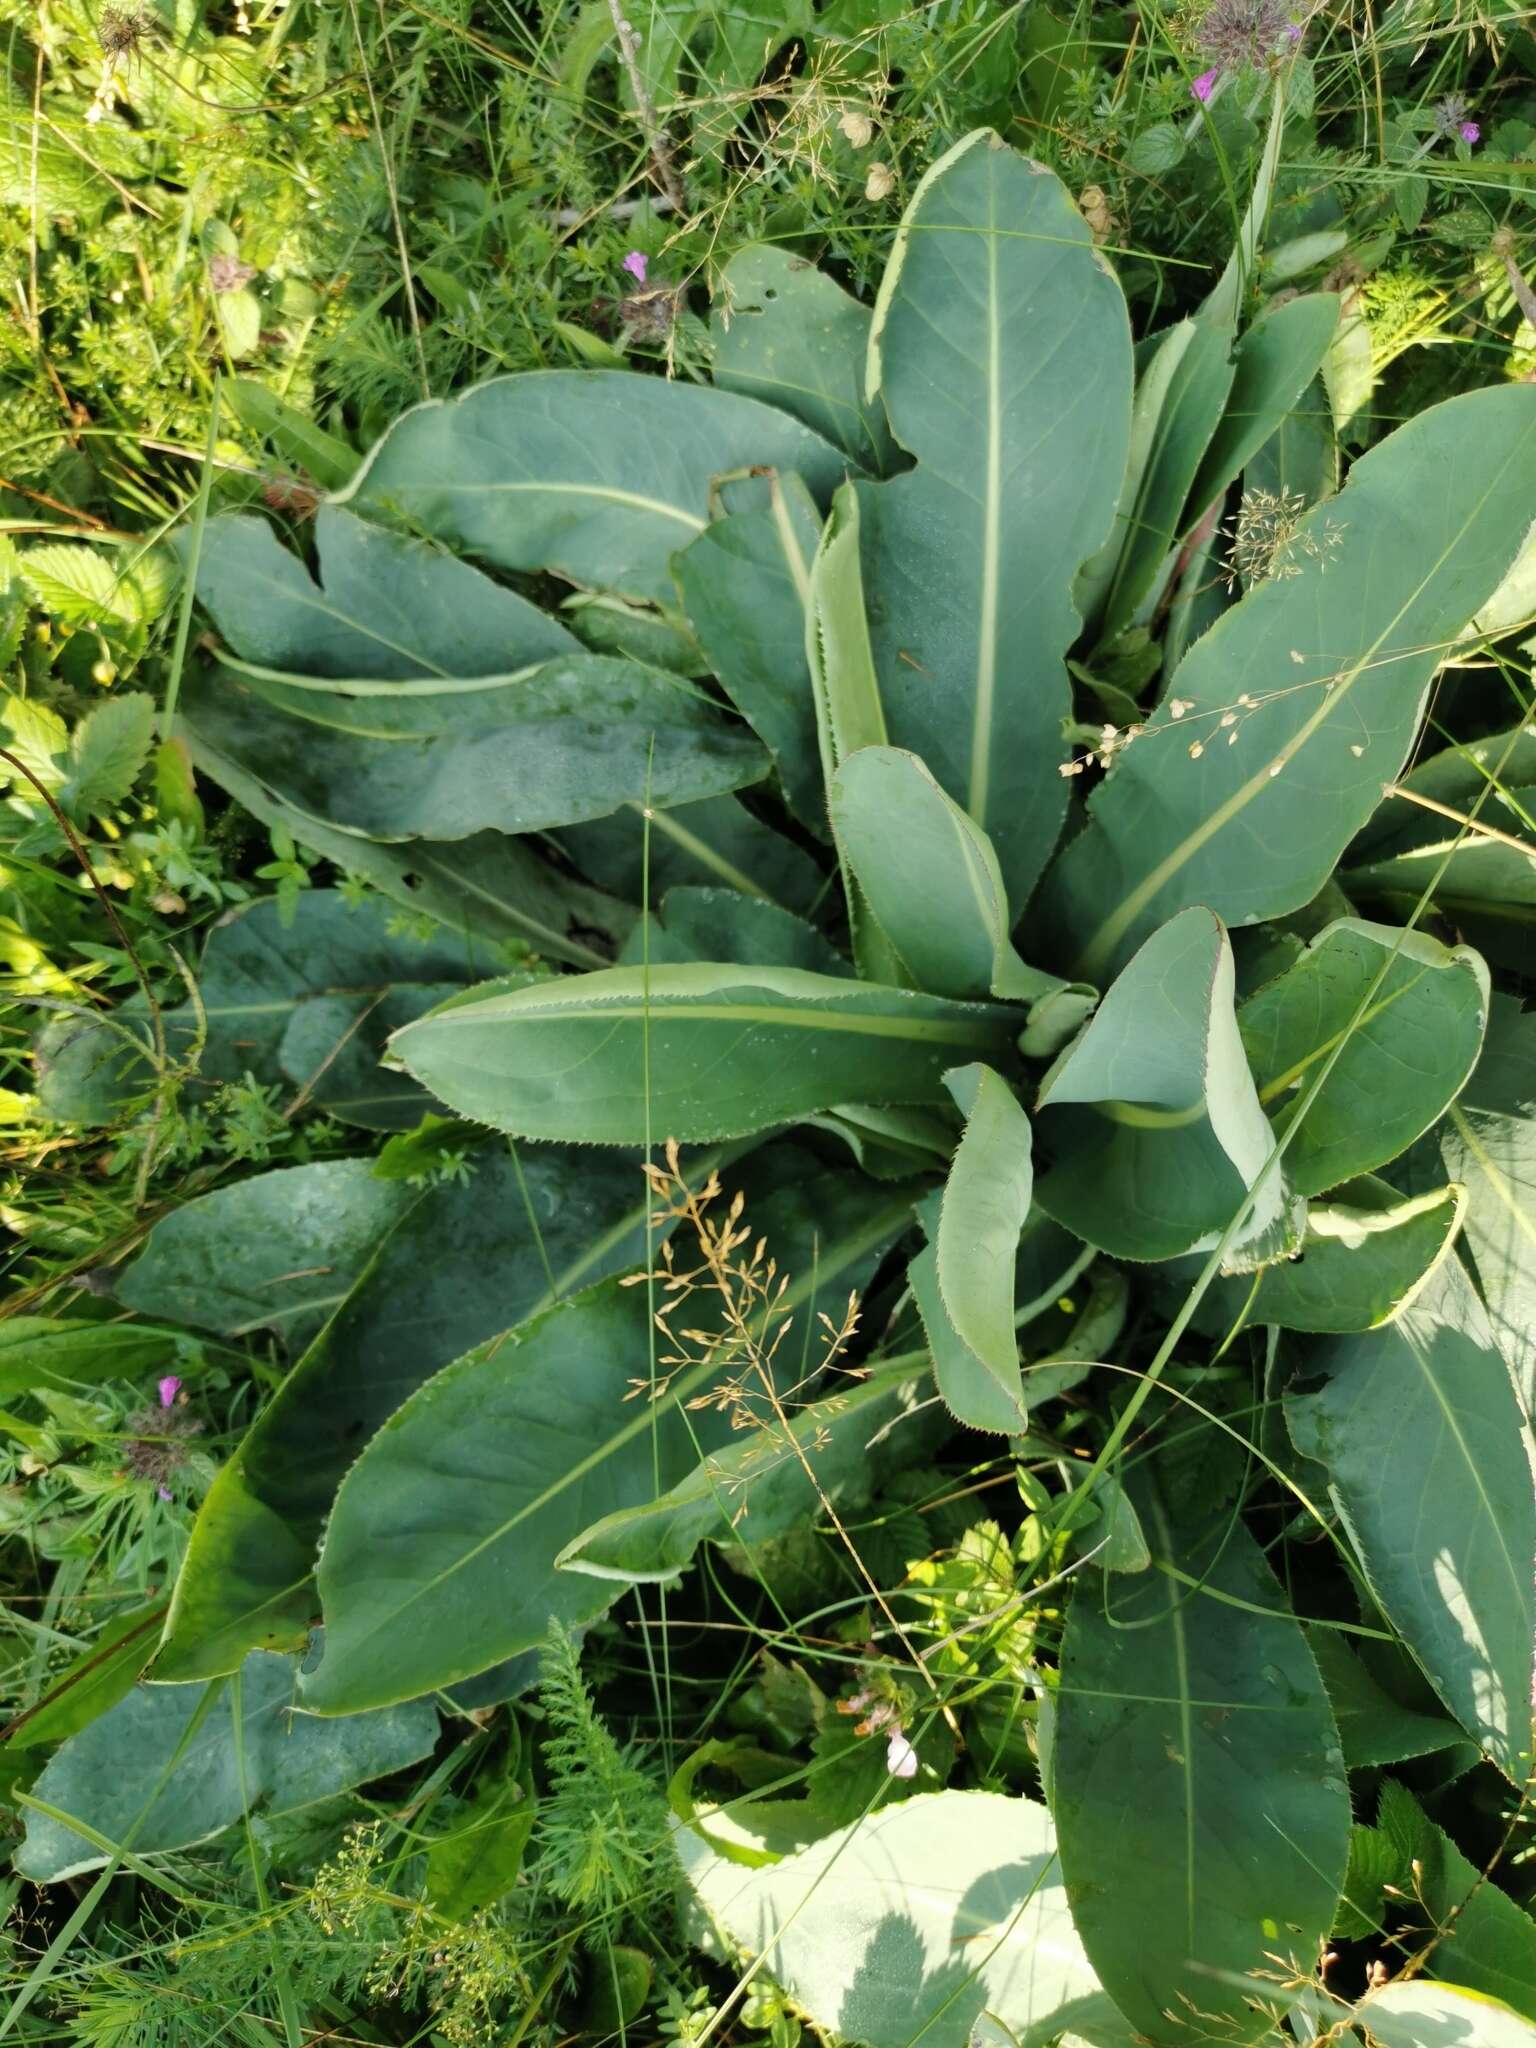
886,1730,918,1779
1459,120,1479,144
1191,67,1219,101
158,1375,182,1409
622,250,648,285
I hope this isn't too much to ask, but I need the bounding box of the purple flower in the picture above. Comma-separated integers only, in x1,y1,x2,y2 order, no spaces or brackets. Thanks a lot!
1284,21,1302,38
1459,120,1479,144
158,1375,182,1409
158,1484,173,1502
622,250,648,286
1191,67,1219,101
886,1730,918,1779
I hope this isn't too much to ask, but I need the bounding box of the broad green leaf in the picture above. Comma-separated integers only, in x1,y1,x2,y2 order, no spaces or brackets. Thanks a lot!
14,1652,436,1882
673,470,827,830
424,1744,534,1920
1354,1982,1536,2048
1203,1179,1464,1334
711,243,897,474
223,379,359,490
1185,293,1340,514
555,793,824,920
392,963,1018,1144
191,505,575,678
618,887,849,977
1350,724,1536,869
117,1160,416,1351
1035,907,1296,1263
1438,995,1536,1412
1285,1256,1536,1779
154,1144,664,1681
336,369,850,604
1084,315,1237,647
1242,372,1337,506
1308,1629,1463,1769
181,650,768,841
1038,383,1536,980
558,1355,939,1582
1374,1780,1536,2018
677,1791,1125,2048
37,892,495,1127
1346,821,1536,979
859,131,1133,909
2,1605,165,1752
215,285,261,359
926,1065,1033,1433
21,542,174,630
561,588,703,673
303,1162,916,1710
830,746,1087,1028
1239,919,1489,1194
277,985,478,1130
181,713,634,970
1052,1482,1349,2044
0,1319,196,1400
806,485,902,985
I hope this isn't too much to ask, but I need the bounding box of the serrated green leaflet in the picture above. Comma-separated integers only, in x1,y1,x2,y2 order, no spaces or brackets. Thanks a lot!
392,962,1017,1144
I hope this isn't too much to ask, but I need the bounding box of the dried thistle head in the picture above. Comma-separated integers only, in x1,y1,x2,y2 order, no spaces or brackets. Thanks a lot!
1194,0,1297,68
122,1401,203,1486
97,6,154,65
261,472,322,521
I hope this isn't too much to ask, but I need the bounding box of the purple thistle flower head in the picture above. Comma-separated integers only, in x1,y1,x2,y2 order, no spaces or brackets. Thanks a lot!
1195,0,1295,69
622,250,648,286
1459,120,1479,144
1191,67,1220,100
158,1375,182,1409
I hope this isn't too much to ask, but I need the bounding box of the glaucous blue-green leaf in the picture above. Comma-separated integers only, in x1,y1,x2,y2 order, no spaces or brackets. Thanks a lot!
180,710,634,970
1035,907,1296,1263
37,892,492,1128
117,1160,416,1351
1346,815,1536,978
277,983,477,1130
1052,1480,1349,2045
1080,314,1236,648
711,243,898,474
923,1065,1033,1433
181,651,768,842
677,1791,1127,2048
391,963,1018,1145
558,1354,939,1583
1242,371,1337,507
1038,383,1536,979
15,1652,437,1882
1308,1630,1462,1769
554,792,824,919
1201,1178,1464,1334
1438,994,1536,1413
1239,919,1488,1195
857,131,1133,911
1352,1982,1536,2048
1285,1256,1536,1779
303,1161,916,1710
618,887,849,978
191,505,575,678
153,1144,665,1682
830,746,1091,1035
335,370,850,604
1185,293,1340,514
673,470,826,829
